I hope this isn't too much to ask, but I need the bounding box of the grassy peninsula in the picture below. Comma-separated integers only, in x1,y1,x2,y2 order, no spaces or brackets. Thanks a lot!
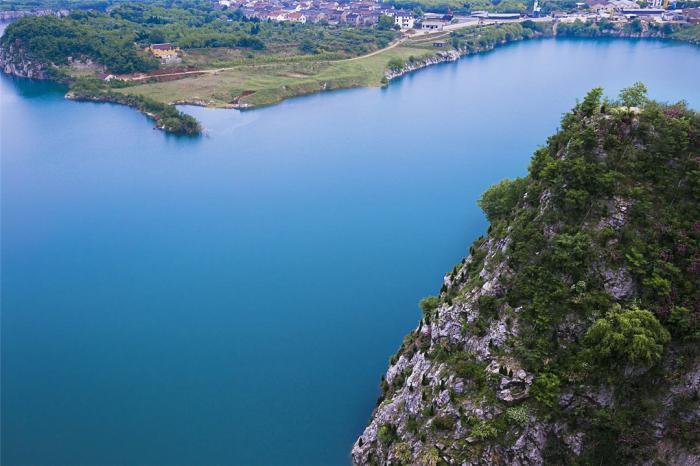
0,3,546,134
0,0,398,134
2,0,700,134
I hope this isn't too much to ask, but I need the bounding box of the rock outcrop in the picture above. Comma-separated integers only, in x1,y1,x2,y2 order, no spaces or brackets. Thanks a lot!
384,50,461,81
353,89,700,465
0,40,50,79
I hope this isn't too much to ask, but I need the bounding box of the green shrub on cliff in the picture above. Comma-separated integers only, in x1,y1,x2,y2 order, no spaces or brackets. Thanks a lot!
478,177,527,224
419,295,440,322
584,305,671,367
377,423,398,444
531,373,560,408
618,82,649,108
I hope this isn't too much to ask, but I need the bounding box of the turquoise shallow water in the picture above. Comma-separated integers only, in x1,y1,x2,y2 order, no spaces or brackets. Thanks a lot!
2,37,699,465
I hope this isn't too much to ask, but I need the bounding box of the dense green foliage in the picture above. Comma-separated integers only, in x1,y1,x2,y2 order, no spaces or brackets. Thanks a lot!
2,14,160,73
502,85,698,356
478,177,527,223
464,85,699,462
449,23,538,53
670,23,700,45
584,305,671,366
419,295,440,322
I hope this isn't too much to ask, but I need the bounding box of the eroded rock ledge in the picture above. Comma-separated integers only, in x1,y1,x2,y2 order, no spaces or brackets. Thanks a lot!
0,40,49,79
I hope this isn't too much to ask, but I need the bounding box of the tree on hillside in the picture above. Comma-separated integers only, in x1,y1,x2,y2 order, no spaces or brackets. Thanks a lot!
617,82,649,108
584,305,670,367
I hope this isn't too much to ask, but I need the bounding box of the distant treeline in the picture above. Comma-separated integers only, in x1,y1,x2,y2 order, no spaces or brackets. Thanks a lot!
554,16,700,43
449,22,541,51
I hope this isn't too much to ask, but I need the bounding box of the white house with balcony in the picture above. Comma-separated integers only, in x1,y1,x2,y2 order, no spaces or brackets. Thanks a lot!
393,12,415,29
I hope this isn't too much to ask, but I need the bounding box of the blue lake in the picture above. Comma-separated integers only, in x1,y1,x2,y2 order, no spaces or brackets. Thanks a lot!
2,37,699,465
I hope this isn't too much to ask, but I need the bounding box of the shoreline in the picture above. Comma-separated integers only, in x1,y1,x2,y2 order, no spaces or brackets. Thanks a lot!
385,26,700,81
2,24,698,134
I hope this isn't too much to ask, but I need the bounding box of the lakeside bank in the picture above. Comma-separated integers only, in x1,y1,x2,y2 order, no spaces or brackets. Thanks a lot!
1,20,699,134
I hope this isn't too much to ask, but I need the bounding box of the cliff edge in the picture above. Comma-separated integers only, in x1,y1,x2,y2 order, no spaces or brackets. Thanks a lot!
0,39,51,79
352,86,700,465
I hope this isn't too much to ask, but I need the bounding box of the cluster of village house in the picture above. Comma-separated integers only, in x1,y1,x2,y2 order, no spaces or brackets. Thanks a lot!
562,0,700,24
134,0,700,65
209,0,700,29
214,0,421,27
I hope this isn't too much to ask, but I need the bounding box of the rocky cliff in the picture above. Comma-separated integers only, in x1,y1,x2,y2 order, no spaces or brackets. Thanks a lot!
0,39,50,79
384,51,461,81
352,87,700,465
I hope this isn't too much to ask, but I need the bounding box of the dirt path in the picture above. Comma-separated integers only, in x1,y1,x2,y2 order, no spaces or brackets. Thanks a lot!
125,38,407,82
126,68,220,82
331,38,403,63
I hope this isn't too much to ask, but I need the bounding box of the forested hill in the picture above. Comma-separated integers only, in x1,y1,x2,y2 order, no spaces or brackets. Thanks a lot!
1,14,159,74
352,85,700,465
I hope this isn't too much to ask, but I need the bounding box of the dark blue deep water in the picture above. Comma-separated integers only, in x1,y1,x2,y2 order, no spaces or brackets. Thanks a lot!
2,37,699,465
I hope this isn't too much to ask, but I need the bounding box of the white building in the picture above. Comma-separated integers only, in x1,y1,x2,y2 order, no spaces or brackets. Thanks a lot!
394,13,415,29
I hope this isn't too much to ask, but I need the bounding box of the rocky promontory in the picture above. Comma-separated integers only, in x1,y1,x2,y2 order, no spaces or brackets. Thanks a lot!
0,40,50,79
353,87,700,465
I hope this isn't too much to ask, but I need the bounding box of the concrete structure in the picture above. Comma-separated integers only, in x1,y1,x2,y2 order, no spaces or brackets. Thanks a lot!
621,8,665,15
485,12,521,19
422,20,445,30
147,43,181,64
393,12,415,29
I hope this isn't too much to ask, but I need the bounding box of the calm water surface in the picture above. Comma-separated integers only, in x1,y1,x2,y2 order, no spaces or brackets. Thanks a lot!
2,37,699,465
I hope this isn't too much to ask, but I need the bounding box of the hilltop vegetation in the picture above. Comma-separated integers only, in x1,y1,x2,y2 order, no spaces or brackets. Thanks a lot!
353,85,700,464
1,14,159,74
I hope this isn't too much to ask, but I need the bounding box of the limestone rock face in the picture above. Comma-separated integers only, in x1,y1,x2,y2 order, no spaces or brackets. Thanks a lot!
383,50,460,81
351,232,559,465
0,40,50,79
